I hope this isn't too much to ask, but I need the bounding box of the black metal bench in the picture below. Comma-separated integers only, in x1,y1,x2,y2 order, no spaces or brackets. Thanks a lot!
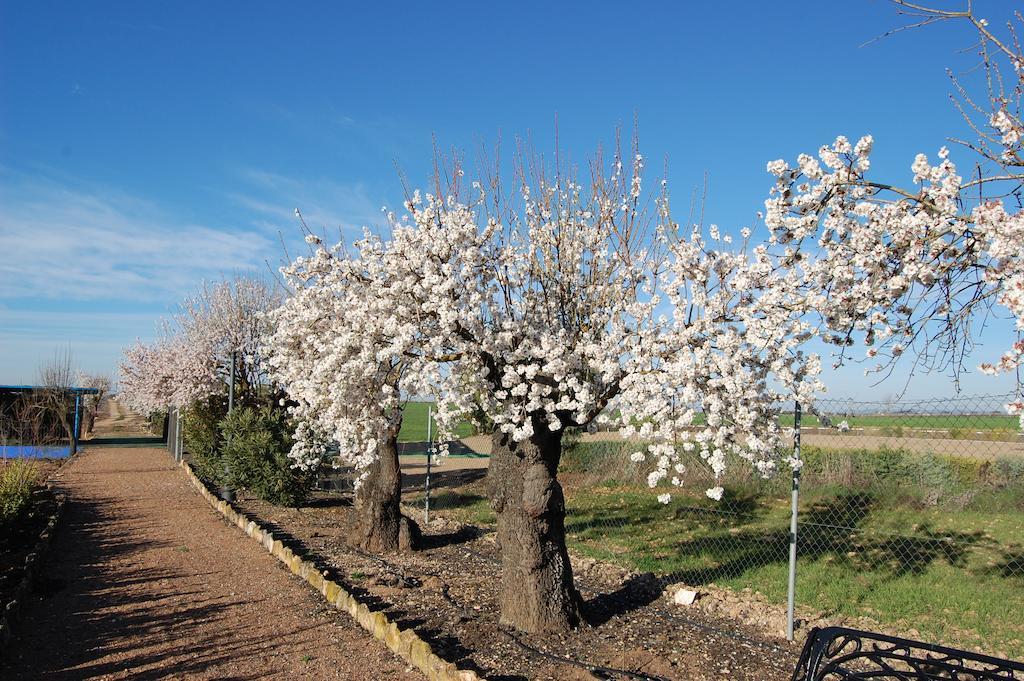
792,626,1024,680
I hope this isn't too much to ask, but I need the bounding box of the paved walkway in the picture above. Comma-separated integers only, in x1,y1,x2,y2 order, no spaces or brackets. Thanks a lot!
2,432,420,678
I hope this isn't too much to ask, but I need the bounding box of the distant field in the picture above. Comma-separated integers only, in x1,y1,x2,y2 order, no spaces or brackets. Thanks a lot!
419,441,1024,658
780,412,1019,431
579,409,1018,433
398,401,474,442
398,401,1019,445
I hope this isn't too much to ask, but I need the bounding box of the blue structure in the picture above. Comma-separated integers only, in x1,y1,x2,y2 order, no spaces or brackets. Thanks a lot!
0,384,101,458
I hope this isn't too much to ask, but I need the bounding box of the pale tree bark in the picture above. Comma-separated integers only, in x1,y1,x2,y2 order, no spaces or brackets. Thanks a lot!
488,420,581,633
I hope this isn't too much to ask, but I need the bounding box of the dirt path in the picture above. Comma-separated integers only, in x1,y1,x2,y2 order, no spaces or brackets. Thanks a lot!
1,407,421,680
82,396,152,441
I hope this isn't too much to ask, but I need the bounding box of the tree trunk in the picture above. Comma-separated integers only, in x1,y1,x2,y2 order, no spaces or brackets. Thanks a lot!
353,425,419,553
488,422,581,633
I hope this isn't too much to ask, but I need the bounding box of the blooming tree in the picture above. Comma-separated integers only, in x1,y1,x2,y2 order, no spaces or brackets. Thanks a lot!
177,277,281,406
267,141,819,633
118,336,217,414
119,276,280,415
762,2,1024,426
265,232,433,552
266,3,1023,634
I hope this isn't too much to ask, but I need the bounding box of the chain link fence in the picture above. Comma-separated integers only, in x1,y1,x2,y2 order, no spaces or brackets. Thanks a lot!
408,393,1024,656
166,407,184,462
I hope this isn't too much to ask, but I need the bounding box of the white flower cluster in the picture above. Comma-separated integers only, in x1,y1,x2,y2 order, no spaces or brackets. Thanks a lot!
268,147,824,501
765,134,1023,428
118,335,217,413
263,238,449,479
119,278,279,415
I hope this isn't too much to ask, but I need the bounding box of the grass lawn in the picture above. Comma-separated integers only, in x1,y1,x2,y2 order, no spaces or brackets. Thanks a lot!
397,401,474,442
565,485,1023,655
400,403,1019,439
600,410,1018,433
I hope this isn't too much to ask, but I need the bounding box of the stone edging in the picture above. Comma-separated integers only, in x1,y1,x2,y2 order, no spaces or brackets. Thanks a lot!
180,461,481,681
0,490,67,652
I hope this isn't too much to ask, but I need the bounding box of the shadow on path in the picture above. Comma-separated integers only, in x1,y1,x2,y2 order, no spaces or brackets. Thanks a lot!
82,436,165,448
1,445,417,680
1,486,327,679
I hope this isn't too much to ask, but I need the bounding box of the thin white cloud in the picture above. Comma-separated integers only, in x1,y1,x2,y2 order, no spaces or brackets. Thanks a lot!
0,166,390,381
0,170,274,301
0,309,159,343
230,167,387,238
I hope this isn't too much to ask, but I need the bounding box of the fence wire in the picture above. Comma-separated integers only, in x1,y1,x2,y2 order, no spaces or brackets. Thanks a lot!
410,392,1024,656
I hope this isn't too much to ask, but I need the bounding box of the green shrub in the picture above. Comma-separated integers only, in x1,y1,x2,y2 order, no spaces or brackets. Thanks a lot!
183,395,229,487
0,460,39,524
220,406,315,506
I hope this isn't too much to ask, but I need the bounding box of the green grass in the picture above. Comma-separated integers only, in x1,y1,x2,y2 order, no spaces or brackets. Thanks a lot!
424,441,1024,658
618,409,1019,432
0,460,39,525
398,402,1019,442
560,484,1024,657
398,401,474,442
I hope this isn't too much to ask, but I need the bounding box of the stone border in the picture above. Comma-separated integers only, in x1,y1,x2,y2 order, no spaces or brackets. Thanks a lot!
180,462,480,681
0,490,67,652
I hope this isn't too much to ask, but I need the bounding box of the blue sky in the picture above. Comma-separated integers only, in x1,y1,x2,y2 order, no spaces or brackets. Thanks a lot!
0,1,1016,399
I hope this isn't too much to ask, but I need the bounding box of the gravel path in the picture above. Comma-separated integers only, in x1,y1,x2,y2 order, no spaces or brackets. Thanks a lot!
1,439,421,679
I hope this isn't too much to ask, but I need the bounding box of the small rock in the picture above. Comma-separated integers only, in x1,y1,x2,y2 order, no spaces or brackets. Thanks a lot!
674,589,698,606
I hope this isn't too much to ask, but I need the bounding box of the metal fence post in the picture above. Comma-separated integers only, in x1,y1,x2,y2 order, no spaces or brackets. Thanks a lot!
167,407,175,457
221,350,238,501
425,404,432,525
72,392,81,455
787,400,802,641
228,350,237,413
176,408,184,462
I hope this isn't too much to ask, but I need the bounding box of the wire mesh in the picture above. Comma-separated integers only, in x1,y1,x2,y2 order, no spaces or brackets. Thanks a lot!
166,407,183,461
409,393,1024,655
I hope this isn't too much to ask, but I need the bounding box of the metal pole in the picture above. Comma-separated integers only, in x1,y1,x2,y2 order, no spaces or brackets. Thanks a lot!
786,400,802,641
222,350,237,501
425,404,432,525
176,409,184,462
72,393,81,455
167,407,174,455
228,350,237,413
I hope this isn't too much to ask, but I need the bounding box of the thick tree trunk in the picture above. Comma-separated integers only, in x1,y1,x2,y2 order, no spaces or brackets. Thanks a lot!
488,422,581,633
353,425,419,553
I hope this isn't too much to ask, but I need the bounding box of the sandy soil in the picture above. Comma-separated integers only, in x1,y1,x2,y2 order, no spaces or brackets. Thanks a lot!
798,431,1023,458
1,403,421,680
81,397,142,438
234,482,800,681
455,432,1023,460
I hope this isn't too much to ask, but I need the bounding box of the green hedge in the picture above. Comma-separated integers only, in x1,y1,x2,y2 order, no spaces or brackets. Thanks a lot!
183,395,228,486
